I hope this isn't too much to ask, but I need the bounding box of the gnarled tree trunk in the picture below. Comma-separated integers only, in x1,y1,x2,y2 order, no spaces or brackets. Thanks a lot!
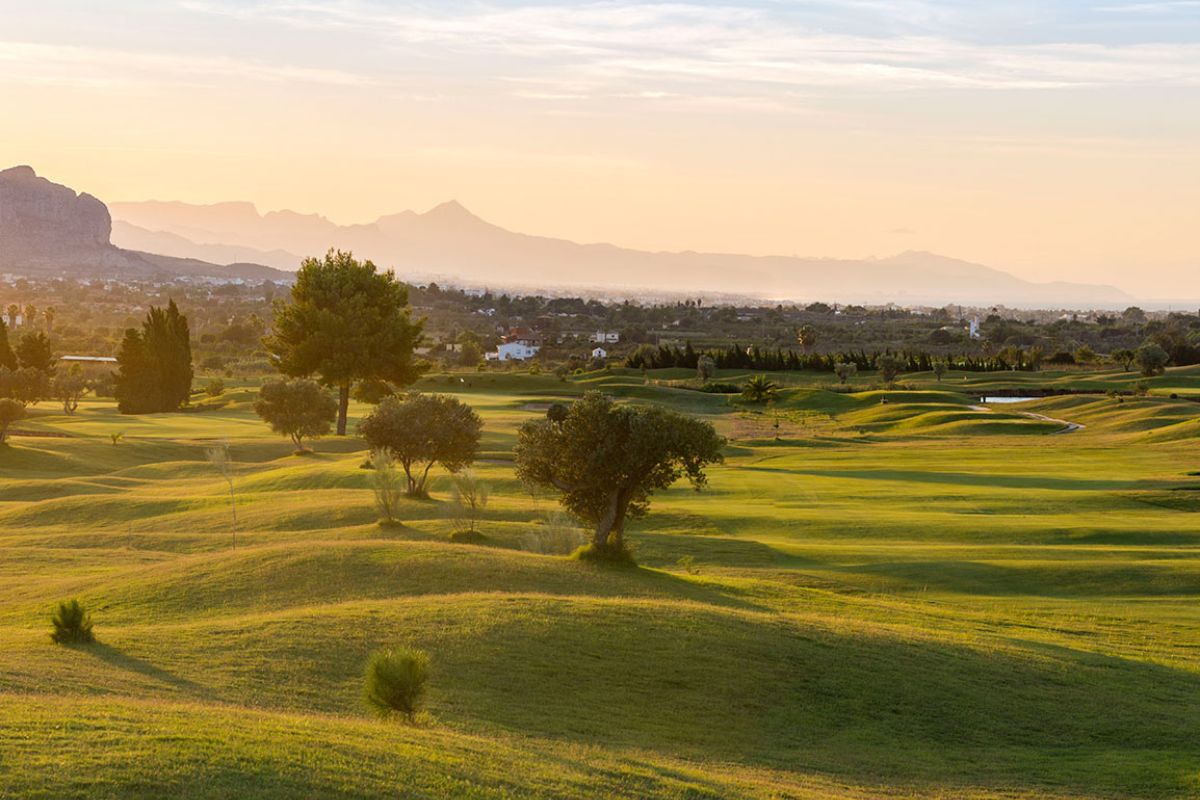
592,490,630,550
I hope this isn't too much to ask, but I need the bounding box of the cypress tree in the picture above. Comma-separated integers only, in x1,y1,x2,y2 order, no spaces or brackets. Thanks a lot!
115,300,193,414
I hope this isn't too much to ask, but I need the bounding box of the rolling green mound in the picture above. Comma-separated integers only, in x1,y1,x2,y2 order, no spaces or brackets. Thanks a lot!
2,371,1199,798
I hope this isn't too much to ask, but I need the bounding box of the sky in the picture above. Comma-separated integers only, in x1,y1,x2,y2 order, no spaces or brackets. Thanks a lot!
1,1,1199,297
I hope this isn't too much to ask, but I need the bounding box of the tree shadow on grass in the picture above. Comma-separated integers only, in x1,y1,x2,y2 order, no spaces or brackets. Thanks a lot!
439,604,1200,799
88,643,208,696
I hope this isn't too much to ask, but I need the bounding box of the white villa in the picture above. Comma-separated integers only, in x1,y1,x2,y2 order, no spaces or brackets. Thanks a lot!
589,330,620,344
489,341,539,361
591,347,608,359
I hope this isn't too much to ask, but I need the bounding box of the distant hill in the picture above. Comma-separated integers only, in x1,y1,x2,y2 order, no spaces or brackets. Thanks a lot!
110,197,1134,308
0,166,290,283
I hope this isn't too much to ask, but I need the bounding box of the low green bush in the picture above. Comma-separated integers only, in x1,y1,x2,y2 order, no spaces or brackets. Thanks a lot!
571,540,637,567
363,647,429,722
50,599,95,645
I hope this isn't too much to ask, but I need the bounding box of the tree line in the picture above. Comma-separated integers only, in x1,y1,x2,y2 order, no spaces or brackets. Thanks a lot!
625,342,1039,374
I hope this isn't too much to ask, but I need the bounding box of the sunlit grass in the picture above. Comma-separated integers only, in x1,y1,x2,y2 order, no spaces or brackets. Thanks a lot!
2,368,1199,798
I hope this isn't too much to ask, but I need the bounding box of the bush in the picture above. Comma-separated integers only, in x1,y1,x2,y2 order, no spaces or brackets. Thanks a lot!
520,512,588,555
1045,351,1076,365
370,449,405,525
447,469,489,536
363,647,429,721
571,539,637,567
696,382,741,394
205,378,225,397
50,599,95,645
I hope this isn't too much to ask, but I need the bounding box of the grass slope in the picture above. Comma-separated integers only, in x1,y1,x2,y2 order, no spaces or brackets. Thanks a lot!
2,371,1199,799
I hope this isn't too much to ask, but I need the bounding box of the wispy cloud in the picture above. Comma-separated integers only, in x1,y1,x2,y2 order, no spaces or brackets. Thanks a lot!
177,0,1200,103
0,40,378,89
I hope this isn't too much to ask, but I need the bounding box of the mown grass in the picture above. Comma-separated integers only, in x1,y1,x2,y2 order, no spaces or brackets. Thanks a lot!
2,367,1199,798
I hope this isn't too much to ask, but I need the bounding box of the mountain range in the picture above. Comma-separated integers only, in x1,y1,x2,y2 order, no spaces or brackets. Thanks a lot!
109,198,1133,307
0,165,1135,306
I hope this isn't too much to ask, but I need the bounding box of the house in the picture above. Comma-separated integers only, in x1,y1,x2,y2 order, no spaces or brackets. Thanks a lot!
488,340,540,361
591,347,607,359
589,330,620,344
968,317,981,339
487,329,542,361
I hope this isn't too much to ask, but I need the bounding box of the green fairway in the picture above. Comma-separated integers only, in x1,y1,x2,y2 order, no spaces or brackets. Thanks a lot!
2,369,1199,799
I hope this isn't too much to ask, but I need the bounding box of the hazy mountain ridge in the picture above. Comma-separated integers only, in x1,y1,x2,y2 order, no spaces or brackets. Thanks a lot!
0,167,289,282
110,198,1133,307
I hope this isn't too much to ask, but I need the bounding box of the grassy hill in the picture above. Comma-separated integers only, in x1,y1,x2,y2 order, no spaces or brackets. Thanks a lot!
2,369,1199,798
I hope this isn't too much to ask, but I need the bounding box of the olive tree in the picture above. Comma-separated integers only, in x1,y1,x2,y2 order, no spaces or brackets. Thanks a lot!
53,368,87,415
514,392,724,562
0,367,49,407
0,398,26,444
878,354,904,385
358,393,483,497
253,378,338,452
834,362,857,384
1110,348,1136,372
1136,343,1169,377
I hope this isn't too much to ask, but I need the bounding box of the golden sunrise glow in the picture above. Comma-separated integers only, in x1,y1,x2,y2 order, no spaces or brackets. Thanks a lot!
2,2,1199,297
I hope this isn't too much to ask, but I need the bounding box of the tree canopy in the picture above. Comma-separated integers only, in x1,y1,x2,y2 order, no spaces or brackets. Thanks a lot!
254,378,338,451
16,331,54,373
514,392,724,560
114,300,193,414
358,392,482,497
0,398,25,444
265,250,425,435
1136,342,1170,377
0,321,17,371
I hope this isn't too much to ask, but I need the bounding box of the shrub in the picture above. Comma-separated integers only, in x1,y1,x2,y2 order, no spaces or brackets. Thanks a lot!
520,512,588,555
205,378,225,397
363,647,429,722
370,449,405,525
572,539,637,567
697,381,742,394
447,469,489,537
50,599,95,645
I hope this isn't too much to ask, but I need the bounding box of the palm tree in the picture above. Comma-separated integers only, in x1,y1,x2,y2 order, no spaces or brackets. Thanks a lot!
23,304,37,329
796,324,818,352
742,374,779,403
5,304,18,328
43,306,55,334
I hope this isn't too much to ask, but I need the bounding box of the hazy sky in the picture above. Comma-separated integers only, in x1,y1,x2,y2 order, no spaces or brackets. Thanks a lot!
2,1,1199,296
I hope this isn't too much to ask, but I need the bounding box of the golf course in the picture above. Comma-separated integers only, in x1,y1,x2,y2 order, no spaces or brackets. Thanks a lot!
2,366,1199,799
